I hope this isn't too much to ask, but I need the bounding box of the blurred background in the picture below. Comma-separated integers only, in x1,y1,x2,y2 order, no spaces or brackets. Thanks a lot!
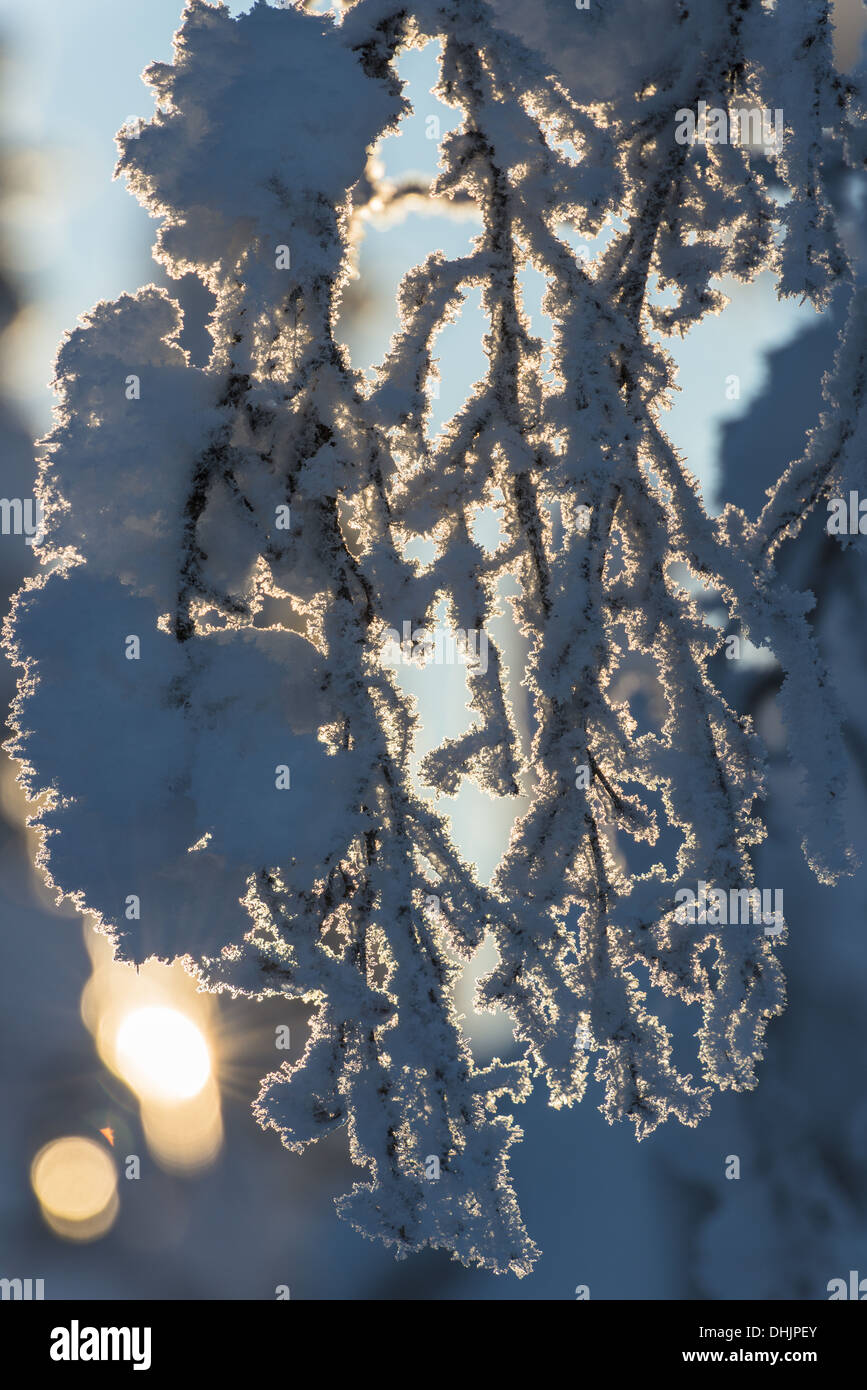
0,0,865,1299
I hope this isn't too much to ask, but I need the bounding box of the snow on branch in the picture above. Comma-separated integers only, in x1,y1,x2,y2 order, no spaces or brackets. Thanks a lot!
3,0,863,1273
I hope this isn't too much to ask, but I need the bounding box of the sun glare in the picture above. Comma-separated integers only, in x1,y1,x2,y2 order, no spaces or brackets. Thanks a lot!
115,1006,212,1103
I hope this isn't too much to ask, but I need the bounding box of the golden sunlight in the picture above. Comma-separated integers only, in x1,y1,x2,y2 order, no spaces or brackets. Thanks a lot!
82,928,224,1173
115,1006,211,1103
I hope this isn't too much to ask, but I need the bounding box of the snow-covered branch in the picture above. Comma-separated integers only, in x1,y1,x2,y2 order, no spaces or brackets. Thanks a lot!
3,0,863,1273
